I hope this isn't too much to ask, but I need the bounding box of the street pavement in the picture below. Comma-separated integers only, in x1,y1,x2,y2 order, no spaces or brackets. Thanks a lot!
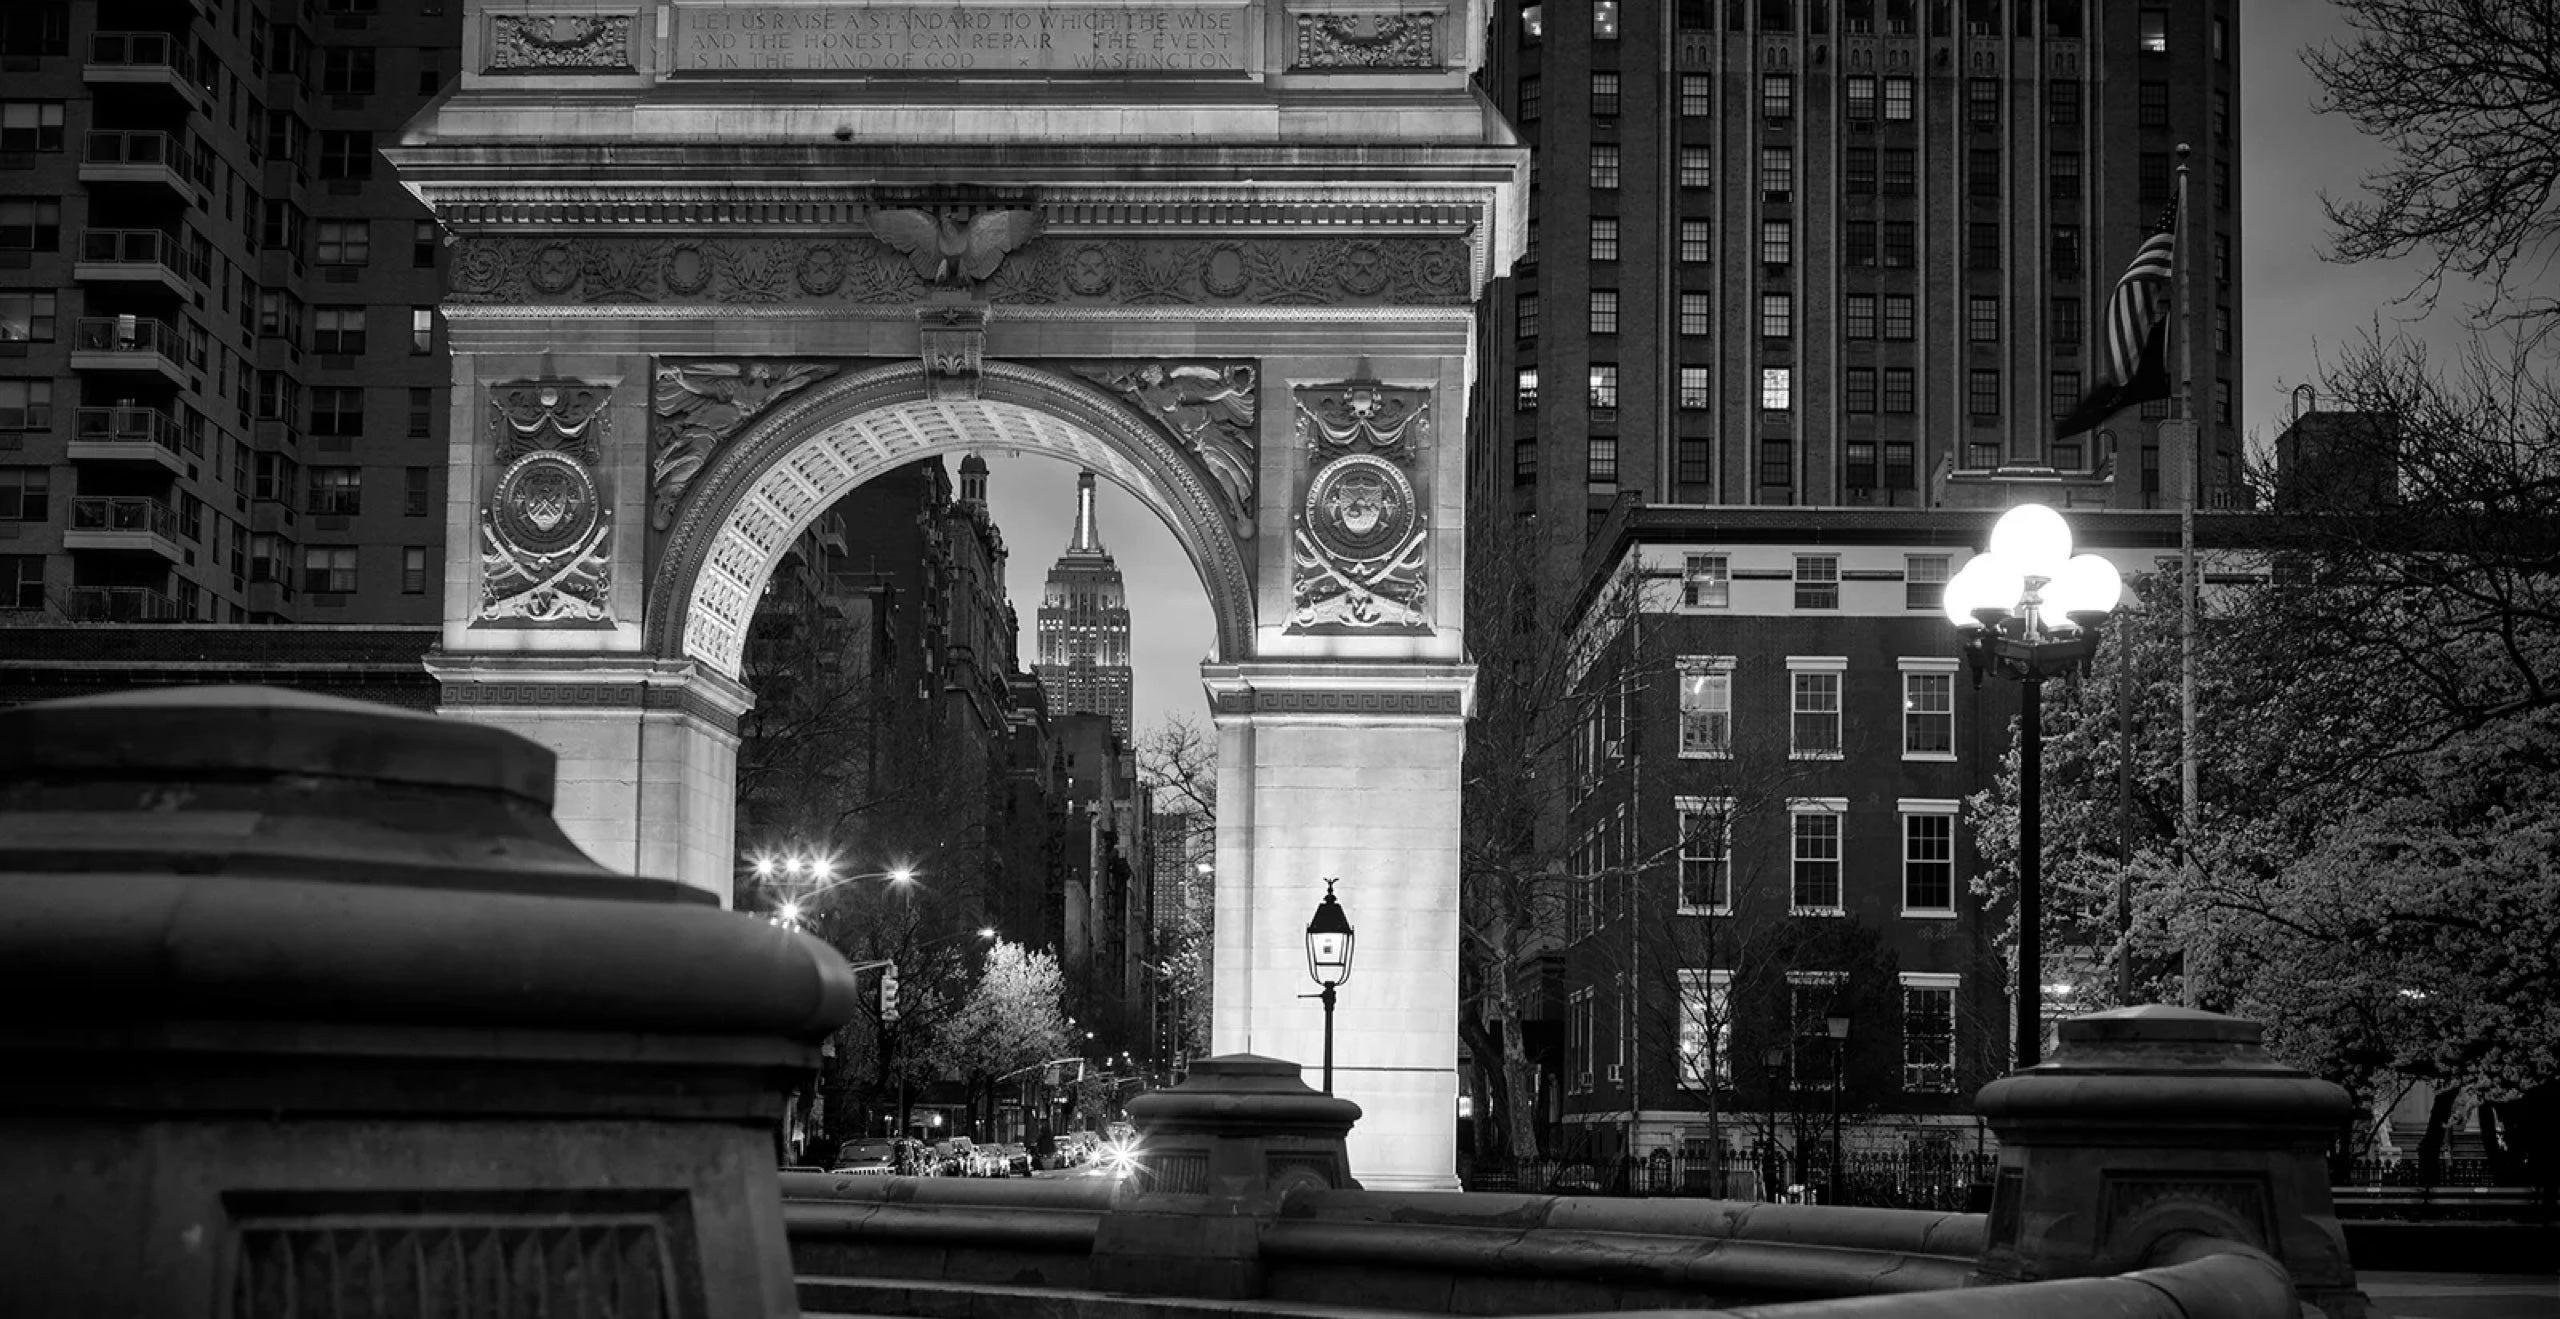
2363,1272,2560,1319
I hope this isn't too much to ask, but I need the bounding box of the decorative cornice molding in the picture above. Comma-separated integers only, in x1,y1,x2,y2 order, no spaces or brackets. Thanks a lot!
425,191,1485,235
446,303,1476,324
435,677,744,737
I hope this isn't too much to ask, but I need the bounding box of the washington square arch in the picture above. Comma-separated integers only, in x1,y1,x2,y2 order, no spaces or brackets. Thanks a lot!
393,0,1523,1188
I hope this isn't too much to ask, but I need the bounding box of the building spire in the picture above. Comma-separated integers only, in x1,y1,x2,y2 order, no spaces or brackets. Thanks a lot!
1070,470,1105,553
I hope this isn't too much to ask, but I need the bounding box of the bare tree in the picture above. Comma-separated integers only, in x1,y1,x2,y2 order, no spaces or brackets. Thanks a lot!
2308,0,2560,334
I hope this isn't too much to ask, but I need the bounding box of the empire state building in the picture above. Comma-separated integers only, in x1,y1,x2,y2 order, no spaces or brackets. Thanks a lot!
1034,472,1133,741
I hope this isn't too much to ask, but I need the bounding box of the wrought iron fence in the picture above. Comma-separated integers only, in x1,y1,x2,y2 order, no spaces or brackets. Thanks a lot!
1459,1150,1998,1211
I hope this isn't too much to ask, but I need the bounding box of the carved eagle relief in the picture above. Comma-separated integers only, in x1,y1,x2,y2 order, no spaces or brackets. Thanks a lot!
869,208,1044,287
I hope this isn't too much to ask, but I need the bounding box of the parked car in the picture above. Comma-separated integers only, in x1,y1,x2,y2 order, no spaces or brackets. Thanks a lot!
830,1139,898,1176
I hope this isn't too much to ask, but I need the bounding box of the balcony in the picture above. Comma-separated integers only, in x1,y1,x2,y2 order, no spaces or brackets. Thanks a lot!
79,131,190,196
83,32,198,103
74,230,190,297
69,316,187,385
67,585,187,623
69,407,187,473
65,496,183,561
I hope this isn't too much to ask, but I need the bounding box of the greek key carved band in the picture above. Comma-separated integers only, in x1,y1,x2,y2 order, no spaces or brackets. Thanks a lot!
1210,689,1464,717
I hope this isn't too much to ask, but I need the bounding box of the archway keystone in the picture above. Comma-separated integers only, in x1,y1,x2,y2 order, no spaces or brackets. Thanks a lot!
394,0,1522,1190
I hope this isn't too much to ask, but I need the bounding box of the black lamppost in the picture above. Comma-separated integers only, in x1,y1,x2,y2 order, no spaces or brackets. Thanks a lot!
1824,1013,1850,1203
1945,503,2123,1070
1760,1043,1788,1195
1303,878,1355,1095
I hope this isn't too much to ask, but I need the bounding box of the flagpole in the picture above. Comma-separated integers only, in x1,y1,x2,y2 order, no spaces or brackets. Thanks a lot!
2174,142,2200,1007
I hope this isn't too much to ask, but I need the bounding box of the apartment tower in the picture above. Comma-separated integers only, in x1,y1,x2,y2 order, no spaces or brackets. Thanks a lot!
1032,470,1134,743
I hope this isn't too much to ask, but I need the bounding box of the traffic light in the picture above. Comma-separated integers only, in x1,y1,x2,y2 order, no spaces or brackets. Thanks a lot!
879,965,900,1022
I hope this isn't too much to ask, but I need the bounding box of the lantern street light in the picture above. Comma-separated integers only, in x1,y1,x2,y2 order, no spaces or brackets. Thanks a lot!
1760,1043,1790,1193
1944,502,2123,1070
1303,878,1356,1095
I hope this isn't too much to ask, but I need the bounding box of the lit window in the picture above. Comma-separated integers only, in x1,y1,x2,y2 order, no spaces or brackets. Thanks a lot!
1680,558,1728,610
1680,294,1713,338
1760,367,1791,410
1883,76,1914,120
1515,367,1539,411
1592,70,1620,117
1591,217,1619,262
1677,968,1733,1084
1589,365,1619,410
1968,297,1998,343
1591,145,1621,189
2139,8,2167,53
1846,75,1876,120
1681,146,1713,188
1845,295,1876,340
410,307,434,354
1681,220,1713,262
1760,292,1791,339
1760,145,1792,196
1761,220,1792,265
1678,365,1712,409
1590,289,1619,335
1682,73,1713,117
1762,73,1794,122
1679,658,1733,753
1594,0,1619,38
1905,555,1949,611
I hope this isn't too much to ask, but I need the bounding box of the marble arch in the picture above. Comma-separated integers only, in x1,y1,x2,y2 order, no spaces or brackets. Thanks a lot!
397,0,1522,1191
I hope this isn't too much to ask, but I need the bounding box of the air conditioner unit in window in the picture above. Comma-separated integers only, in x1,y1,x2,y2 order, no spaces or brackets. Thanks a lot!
1577,1071,1593,1091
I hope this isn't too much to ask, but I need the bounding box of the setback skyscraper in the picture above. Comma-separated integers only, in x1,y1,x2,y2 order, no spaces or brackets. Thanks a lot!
1033,471,1133,743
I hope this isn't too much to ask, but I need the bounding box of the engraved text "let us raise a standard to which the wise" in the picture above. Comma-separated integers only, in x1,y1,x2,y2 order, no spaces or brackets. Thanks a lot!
674,5,1246,72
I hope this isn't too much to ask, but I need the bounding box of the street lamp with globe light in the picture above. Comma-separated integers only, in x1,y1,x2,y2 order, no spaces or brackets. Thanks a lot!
1944,503,2123,1070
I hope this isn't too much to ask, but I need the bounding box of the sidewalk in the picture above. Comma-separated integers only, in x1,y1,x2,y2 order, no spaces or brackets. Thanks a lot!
2363,1271,2560,1319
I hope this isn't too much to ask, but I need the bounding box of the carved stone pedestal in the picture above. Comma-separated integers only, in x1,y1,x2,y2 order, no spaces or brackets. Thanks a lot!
1973,1005,2376,1318
0,687,859,1319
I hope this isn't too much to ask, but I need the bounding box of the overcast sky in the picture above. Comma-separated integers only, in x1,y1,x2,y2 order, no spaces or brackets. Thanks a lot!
977,1,2479,744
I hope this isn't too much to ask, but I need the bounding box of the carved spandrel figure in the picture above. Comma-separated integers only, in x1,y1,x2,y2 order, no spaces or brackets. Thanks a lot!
649,361,838,530
1087,363,1259,539
869,208,1043,289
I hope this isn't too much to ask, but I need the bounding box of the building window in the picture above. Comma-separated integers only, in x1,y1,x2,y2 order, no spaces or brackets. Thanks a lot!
1845,221,1878,267
1681,220,1713,262
1793,557,1838,611
0,467,49,521
1591,290,1619,335
1882,221,1915,268
0,293,56,343
1966,77,1998,126
1760,292,1792,340
312,307,365,355
1968,221,2000,269
2051,225,2082,275
1883,368,1915,414
2047,79,2079,127
2141,151,2174,203
1681,146,1713,188
321,46,376,95
1595,0,1619,37
2216,378,2232,424
1846,368,1877,414
2138,80,2169,128
1682,73,1713,117
1759,437,1791,488
1762,73,1794,121
1883,75,1914,120
2215,306,2232,354
2052,296,2083,346
0,553,41,609
2051,370,2083,419
1847,74,1877,119
1589,365,1619,410
0,101,64,152
309,386,364,437
1846,439,1878,488
0,379,54,430
410,308,434,355
2050,151,2082,203
1515,292,1539,341
1789,802,1845,912
1788,972,1847,1087
1968,297,1999,343
306,466,362,515
0,5,71,59
1903,664,1955,757
2139,8,2166,52
1681,557,1729,610
1968,369,2000,417
1906,555,1948,611
1845,147,1877,195
1845,296,1876,340
1591,145,1621,189
1588,435,1618,483
1759,146,1791,196
1882,295,1915,341
316,130,373,179
1903,976,1958,1091
402,545,428,594
1760,367,1790,410
1680,293,1713,338
315,220,369,266
1679,657,1735,758
1677,438,1711,485
301,545,359,594
1677,969,1733,1085
1761,220,1792,266
1591,217,1619,262
1678,366,1712,409
408,387,435,438
2214,233,2231,285
1882,148,1915,195
0,200,61,251
1884,440,1915,489
1515,367,1539,411
404,466,432,516
1591,70,1620,116
2213,89,2230,141
1676,798,1733,910
1515,438,1538,481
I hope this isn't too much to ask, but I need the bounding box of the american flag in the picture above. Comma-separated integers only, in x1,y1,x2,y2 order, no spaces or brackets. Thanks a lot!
2056,197,2179,438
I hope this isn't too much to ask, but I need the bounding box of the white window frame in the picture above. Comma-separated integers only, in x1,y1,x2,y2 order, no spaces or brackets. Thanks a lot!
1674,795,1732,914
1906,553,1950,611
1787,656,1845,759
1900,972,1960,1093
1787,796,1847,915
1677,968,1733,1087
1897,798,1960,917
1899,656,1959,761
1793,553,1838,609
1678,655,1735,758
1680,553,1729,609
